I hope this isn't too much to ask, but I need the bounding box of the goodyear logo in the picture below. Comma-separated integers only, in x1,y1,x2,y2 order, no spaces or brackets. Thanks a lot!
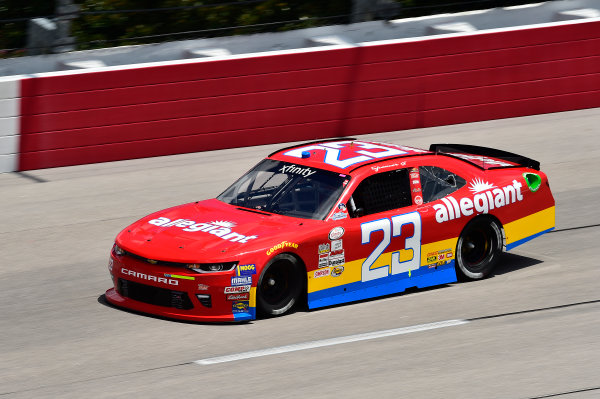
237,264,256,276
232,301,249,313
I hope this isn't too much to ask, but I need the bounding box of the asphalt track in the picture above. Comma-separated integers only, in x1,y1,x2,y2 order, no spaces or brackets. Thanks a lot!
1,108,599,399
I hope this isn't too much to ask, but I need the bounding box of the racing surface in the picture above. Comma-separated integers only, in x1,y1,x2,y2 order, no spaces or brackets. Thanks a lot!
1,108,599,398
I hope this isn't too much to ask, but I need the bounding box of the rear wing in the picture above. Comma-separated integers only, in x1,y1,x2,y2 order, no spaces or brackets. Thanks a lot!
429,144,540,171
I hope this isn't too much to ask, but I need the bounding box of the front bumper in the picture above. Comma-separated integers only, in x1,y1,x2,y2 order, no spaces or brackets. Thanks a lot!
106,254,256,322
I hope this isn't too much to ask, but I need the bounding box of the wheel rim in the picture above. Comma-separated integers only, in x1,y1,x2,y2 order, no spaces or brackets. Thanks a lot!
460,225,495,272
259,261,294,307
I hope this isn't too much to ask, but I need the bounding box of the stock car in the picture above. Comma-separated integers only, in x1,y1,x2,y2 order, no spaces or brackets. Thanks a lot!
105,139,555,322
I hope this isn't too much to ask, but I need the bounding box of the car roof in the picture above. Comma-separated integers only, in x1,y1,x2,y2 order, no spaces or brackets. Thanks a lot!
268,139,432,173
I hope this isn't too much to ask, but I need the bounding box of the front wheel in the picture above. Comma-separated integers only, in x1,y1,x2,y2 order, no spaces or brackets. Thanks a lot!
257,254,304,316
455,218,503,280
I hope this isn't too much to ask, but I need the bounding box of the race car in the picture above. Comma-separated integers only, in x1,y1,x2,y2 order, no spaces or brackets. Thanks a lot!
105,139,555,322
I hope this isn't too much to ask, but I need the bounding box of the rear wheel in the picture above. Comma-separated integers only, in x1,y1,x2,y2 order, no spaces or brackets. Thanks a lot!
257,254,304,316
456,218,503,280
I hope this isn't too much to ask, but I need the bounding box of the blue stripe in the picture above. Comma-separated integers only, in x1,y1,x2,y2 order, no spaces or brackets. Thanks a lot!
506,227,554,251
233,307,256,321
308,262,457,309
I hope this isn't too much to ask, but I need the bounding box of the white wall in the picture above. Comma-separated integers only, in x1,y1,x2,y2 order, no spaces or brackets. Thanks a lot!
0,77,21,173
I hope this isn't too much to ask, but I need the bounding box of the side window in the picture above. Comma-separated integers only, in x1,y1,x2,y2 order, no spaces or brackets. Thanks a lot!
349,169,411,217
419,166,466,203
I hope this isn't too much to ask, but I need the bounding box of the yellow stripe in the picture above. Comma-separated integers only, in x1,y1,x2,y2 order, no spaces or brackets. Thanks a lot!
307,238,458,294
250,287,256,307
421,238,457,265
504,206,555,245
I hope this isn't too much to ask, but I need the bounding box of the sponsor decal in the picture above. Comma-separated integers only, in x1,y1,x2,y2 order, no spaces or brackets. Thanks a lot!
433,179,523,223
427,263,437,269
224,285,251,294
231,276,252,286
331,239,343,252
427,249,454,263
237,264,257,276
371,163,400,172
318,243,331,254
318,253,329,268
227,293,249,301
409,167,423,205
121,268,178,286
328,250,345,267
279,164,316,178
197,284,209,291
266,241,299,255
450,153,514,167
331,212,347,220
232,301,250,313
328,227,345,240
108,258,113,272
164,273,195,280
338,203,347,211
147,218,257,243
314,268,331,278
331,266,344,277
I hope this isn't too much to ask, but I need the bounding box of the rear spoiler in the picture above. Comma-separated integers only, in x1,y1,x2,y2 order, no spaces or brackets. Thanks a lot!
429,144,540,171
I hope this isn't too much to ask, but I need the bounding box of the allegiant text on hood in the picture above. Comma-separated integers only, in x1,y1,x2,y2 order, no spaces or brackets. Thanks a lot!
148,218,258,243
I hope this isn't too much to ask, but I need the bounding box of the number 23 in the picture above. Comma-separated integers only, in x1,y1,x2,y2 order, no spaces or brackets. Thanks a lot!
361,212,422,282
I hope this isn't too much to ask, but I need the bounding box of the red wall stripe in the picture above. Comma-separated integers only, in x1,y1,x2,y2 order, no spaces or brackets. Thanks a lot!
18,20,600,170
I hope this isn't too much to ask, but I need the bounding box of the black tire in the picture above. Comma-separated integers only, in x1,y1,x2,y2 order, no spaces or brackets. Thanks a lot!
257,254,304,316
455,217,503,280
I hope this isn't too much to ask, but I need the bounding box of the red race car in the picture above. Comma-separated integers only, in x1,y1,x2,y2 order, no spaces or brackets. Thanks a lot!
105,139,555,322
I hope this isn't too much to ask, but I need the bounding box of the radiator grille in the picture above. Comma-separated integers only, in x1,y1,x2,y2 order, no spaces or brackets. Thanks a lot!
118,278,193,310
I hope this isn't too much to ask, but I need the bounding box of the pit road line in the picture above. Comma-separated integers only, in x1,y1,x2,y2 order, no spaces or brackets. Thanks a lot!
194,319,468,365
195,299,600,366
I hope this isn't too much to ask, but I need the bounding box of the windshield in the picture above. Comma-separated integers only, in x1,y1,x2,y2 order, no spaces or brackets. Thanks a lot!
218,159,349,220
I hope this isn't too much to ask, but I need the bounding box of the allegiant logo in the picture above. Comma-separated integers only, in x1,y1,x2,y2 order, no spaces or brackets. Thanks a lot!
433,179,524,223
147,218,257,243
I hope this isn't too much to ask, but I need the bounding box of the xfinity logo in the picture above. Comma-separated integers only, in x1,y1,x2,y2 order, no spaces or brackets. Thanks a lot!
121,268,178,286
279,164,316,178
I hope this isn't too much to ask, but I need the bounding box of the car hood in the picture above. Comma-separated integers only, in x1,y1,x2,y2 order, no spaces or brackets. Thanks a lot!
116,199,312,262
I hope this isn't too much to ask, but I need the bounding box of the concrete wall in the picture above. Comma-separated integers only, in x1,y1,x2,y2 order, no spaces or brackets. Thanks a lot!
0,77,20,172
